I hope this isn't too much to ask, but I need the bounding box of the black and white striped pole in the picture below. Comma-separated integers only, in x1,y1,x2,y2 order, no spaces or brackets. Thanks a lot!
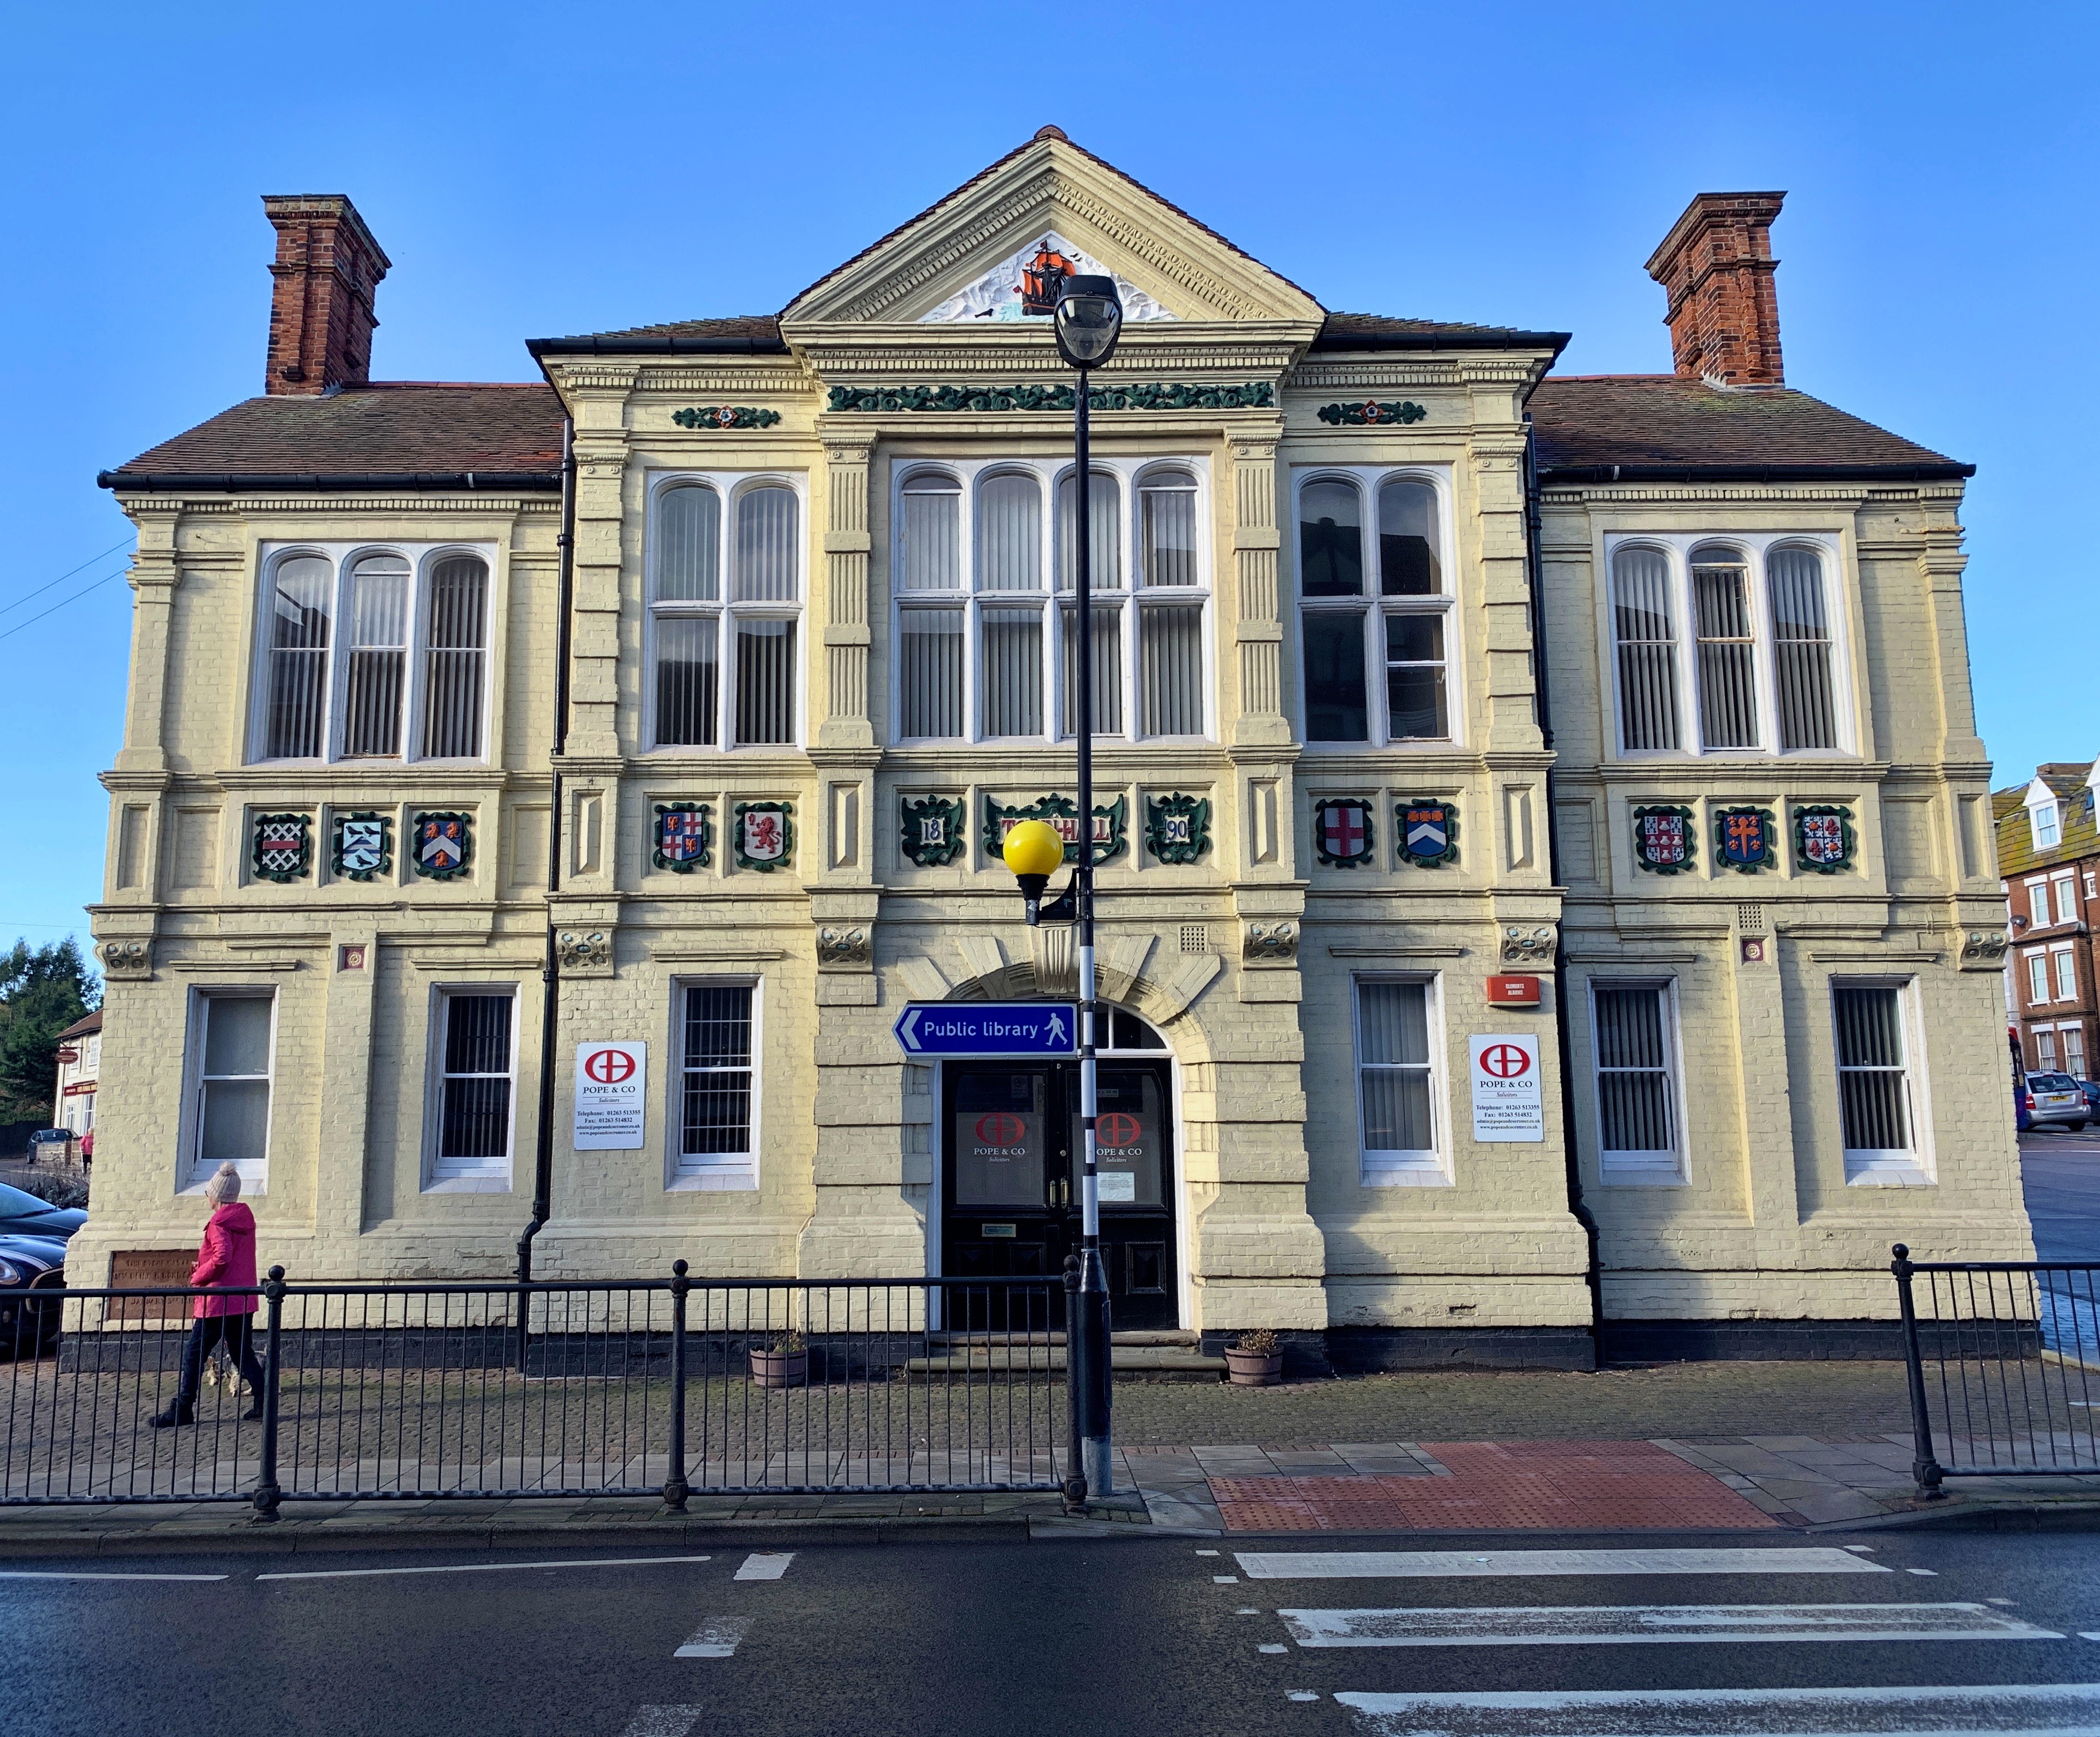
1003,272,1124,1502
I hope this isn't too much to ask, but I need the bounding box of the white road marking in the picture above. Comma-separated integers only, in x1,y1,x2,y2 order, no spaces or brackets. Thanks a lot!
674,1615,750,1658
256,1554,712,1582
1214,1574,1240,1583
2082,1632,2100,1641
0,1570,230,1582
1237,1607,1261,1615
617,1708,703,1737
1196,1549,1220,1557
1258,1642,1287,1653
1277,1603,2062,1647
1236,1547,1890,1580
1332,1682,2100,1735
1908,1567,1940,1576
1285,1690,1319,1702
734,1552,793,1581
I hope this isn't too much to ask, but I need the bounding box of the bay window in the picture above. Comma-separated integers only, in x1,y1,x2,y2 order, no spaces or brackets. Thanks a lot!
892,457,1209,743
1607,535,1848,758
1296,469,1453,746
647,475,804,750
253,543,492,763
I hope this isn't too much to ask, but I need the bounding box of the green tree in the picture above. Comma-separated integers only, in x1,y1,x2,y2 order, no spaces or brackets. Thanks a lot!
0,939,99,1122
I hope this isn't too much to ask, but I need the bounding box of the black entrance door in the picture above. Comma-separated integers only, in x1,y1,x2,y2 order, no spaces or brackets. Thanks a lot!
941,1058,1176,1331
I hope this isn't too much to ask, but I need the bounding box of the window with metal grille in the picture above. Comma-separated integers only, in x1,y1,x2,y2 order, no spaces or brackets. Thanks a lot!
1298,470,1453,747
647,477,802,750
1354,978,1445,1186
678,983,756,1188
893,458,1209,744
1833,982,1925,1181
431,991,514,1184
250,544,493,764
1591,982,1680,1178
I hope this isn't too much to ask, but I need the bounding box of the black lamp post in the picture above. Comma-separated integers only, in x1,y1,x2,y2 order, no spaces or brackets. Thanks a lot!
1055,275,1122,1501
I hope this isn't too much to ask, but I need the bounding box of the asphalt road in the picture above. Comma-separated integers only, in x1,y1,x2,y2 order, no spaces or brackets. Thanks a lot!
2,1528,2100,1736
2022,1128,2100,1263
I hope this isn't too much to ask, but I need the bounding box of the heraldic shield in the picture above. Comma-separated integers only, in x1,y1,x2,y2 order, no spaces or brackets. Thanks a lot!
1715,806,1774,874
251,812,311,884
1632,804,1695,874
1312,797,1375,867
331,812,391,882
411,811,472,881
653,804,712,873
1794,804,1855,873
1399,798,1458,867
734,801,793,871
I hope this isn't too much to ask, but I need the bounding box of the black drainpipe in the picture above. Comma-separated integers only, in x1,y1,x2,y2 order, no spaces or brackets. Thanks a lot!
519,418,577,1284
1523,411,1605,1358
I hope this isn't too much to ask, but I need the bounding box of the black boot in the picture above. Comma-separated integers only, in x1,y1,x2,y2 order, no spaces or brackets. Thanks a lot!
242,1401,264,1421
150,1403,194,1428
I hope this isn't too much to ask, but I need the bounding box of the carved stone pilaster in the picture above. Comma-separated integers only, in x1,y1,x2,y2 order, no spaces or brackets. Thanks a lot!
820,437,874,748
1229,429,1291,746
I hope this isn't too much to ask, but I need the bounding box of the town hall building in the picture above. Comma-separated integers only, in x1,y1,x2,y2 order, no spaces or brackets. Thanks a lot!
78,131,2028,1363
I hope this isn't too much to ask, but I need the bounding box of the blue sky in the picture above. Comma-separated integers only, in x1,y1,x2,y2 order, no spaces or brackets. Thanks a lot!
3,1,2093,961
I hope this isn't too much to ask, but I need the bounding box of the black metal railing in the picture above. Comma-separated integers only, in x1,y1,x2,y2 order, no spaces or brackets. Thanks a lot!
1892,1242,2100,1496
0,1267,1071,1516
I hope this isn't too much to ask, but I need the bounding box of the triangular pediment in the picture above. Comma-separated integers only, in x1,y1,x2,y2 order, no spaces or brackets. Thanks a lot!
781,131,1323,328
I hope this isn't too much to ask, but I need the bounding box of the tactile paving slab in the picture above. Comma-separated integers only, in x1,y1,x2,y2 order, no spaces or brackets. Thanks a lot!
1208,1439,1783,1531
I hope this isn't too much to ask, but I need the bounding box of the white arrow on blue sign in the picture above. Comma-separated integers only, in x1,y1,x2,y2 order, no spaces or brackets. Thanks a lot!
893,1002,1079,1057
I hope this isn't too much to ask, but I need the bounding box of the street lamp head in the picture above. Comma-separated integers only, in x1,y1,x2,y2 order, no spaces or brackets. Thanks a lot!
1053,275,1124,369
1002,819,1067,924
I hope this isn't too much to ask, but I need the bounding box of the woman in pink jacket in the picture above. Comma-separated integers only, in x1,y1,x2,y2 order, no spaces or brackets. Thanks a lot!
152,1163,266,1427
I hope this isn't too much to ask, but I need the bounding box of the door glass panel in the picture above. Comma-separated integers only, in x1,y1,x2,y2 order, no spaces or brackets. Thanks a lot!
952,1072,1048,1207
1078,1070,1164,1206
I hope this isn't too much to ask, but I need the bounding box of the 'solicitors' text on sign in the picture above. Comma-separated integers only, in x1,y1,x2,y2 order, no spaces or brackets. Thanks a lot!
1469,1033,1544,1142
574,1041,647,1150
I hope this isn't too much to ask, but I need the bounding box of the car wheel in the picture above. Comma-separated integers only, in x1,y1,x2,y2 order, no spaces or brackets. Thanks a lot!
2070,1121,2089,1133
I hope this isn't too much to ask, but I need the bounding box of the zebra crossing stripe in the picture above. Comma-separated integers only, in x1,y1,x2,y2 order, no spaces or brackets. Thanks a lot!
1237,1547,1887,1580
1277,1603,2061,1647
734,1553,794,1581
1331,1682,2100,1735
674,1616,750,1658
615,1711,702,1737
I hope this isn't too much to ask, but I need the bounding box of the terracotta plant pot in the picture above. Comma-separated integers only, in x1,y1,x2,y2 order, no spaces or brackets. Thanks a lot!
1225,1349,1284,1387
750,1348,809,1389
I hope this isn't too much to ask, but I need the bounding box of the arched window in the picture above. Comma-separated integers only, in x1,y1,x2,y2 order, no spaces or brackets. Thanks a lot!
731,487,798,742
1299,479,1362,596
899,472,960,590
1612,546,1680,752
421,554,488,759
1376,478,1439,596
1767,545,1836,751
1140,469,1198,587
264,554,331,759
1690,543,1757,749
1057,470,1121,592
655,482,721,601
978,473,1041,591
343,554,410,756
734,485,798,602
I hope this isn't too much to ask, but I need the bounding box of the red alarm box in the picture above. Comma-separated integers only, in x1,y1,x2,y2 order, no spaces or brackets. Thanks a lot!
1486,974,1542,1009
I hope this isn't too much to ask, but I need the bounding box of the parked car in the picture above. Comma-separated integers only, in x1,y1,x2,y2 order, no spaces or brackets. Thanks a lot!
0,1182,83,1241
2078,1078,2100,1117
0,1234,65,1354
2023,1071,2090,1132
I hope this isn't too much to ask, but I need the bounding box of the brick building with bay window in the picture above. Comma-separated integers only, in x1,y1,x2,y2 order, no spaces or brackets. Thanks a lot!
1997,761,2100,1080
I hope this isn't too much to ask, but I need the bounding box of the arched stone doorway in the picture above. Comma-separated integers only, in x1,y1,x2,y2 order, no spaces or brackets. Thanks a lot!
937,1004,1180,1330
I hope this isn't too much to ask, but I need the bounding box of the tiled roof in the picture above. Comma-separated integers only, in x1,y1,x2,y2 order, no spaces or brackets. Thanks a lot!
1994,763,2100,878
1531,376,1971,482
1311,312,1570,352
100,383,565,491
55,1011,102,1042
527,315,788,355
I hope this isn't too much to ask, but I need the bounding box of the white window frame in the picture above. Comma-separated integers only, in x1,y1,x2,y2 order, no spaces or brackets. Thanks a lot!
2037,1029,2060,1070
886,455,1213,745
1588,978,1688,1184
1292,465,1460,749
2055,873,2079,928
247,541,498,765
2033,798,2063,851
178,987,277,1195
2026,877,2051,930
642,471,809,752
1600,531,1854,760
666,976,761,1192
423,984,519,1192
2026,948,2051,1007
1350,974,1449,1187
2059,1023,2089,1079
1831,977,1933,1187
2054,945,2079,1002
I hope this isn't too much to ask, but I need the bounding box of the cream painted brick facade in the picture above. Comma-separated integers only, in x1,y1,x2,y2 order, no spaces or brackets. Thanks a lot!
77,136,2029,1355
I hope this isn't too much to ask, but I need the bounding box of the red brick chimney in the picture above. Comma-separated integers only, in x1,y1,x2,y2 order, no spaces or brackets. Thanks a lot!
1645,192,1786,388
261,195,390,396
